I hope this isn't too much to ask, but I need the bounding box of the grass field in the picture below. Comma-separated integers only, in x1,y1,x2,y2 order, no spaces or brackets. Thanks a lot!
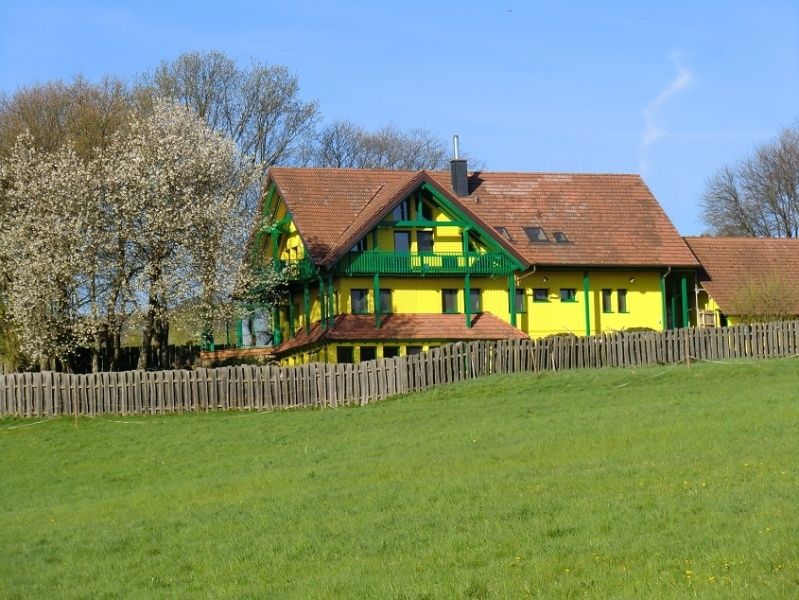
1,358,798,598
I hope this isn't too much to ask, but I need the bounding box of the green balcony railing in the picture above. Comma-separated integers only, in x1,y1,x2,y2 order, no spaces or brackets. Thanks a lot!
277,257,318,281
334,251,516,277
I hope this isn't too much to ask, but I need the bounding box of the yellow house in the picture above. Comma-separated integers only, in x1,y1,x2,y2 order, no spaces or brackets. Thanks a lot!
238,161,698,364
684,236,799,327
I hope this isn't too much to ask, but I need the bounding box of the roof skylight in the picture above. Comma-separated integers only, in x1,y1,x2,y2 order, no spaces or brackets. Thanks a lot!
524,227,548,243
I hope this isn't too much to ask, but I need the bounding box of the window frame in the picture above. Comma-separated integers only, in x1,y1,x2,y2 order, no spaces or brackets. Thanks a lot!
442,289,459,314
617,288,628,313
378,288,392,314
602,288,613,313
559,288,577,303
393,230,411,252
359,346,377,362
391,198,410,221
382,345,400,359
533,288,550,303
336,346,354,364
349,237,367,253
523,226,549,243
350,288,369,314
515,288,526,313
469,288,482,313
552,231,570,244
417,230,434,253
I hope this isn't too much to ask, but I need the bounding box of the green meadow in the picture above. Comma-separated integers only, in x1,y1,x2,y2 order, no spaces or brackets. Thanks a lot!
1,358,797,598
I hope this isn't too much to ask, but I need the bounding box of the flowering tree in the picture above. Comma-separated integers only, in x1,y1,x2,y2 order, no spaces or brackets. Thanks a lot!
0,100,270,371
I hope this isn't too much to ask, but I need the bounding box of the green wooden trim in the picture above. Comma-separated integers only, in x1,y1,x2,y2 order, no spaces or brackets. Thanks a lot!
465,272,471,328
421,182,524,270
660,272,668,330
681,273,689,328
236,318,244,349
373,272,381,329
583,272,590,336
304,284,311,334
508,274,517,327
379,219,465,228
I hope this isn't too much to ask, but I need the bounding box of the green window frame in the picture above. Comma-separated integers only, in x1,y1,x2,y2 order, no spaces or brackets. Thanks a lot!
533,288,549,302
442,289,459,314
602,288,613,313
618,288,628,313
515,288,526,313
470,288,482,313
394,230,411,252
417,230,434,253
351,289,369,314
379,289,392,314
560,288,577,303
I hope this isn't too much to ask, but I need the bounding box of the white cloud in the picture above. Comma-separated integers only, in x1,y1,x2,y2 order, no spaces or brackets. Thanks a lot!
639,50,694,174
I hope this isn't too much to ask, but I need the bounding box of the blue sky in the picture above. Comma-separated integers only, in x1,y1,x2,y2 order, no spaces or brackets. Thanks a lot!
1,1,797,234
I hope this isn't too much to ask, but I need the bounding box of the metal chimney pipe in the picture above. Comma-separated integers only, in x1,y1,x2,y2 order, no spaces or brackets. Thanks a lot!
452,134,460,160
449,134,468,197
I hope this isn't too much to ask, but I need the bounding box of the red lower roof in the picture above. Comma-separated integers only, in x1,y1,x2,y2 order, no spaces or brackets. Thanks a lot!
685,236,799,315
274,312,527,355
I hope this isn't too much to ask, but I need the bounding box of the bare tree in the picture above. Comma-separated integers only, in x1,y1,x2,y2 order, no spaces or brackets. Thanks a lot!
0,76,131,159
311,120,451,170
144,50,318,167
702,125,799,237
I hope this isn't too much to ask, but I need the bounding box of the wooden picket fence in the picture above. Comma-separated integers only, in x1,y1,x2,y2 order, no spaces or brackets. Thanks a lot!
2,320,799,418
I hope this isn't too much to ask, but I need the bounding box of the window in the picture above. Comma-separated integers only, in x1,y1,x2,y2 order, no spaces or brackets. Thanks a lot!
533,288,550,302
617,288,628,313
336,346,353,363
515,288,526,313
350,237,367,252
406,345,423,356
359,346,376,361
394,230,411,252
470,288,482,313
383,345,400,358
524,227,548,243
379,289,392,314
496,226,512,241
417,230,434,253
602,288,613,313
553,231,569,243
560,288,576,302
420,202,434,221
391,198,410,221
442,289,459,313
351,289,369,314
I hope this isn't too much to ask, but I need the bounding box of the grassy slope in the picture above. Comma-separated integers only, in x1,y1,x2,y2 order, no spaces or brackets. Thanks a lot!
1,359,798,599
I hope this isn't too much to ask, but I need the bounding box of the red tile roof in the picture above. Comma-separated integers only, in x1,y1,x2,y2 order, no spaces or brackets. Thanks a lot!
266,167,698,269
274,312,527,356
684,236,799,315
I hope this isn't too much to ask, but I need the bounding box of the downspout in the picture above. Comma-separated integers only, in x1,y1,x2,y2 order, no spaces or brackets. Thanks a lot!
660,267,671,330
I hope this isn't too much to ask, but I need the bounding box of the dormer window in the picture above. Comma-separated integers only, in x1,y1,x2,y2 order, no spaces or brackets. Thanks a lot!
524,227,548,243
496,226,512,241
553,231,569,243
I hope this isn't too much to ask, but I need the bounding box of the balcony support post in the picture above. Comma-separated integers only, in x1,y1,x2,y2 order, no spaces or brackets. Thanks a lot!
288,297,295,339
508,274,517,327
272,306,282,346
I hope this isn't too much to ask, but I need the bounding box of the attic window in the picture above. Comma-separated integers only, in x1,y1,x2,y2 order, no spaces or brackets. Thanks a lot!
496,226,512,241
524,227,548,243
553,231,569,243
